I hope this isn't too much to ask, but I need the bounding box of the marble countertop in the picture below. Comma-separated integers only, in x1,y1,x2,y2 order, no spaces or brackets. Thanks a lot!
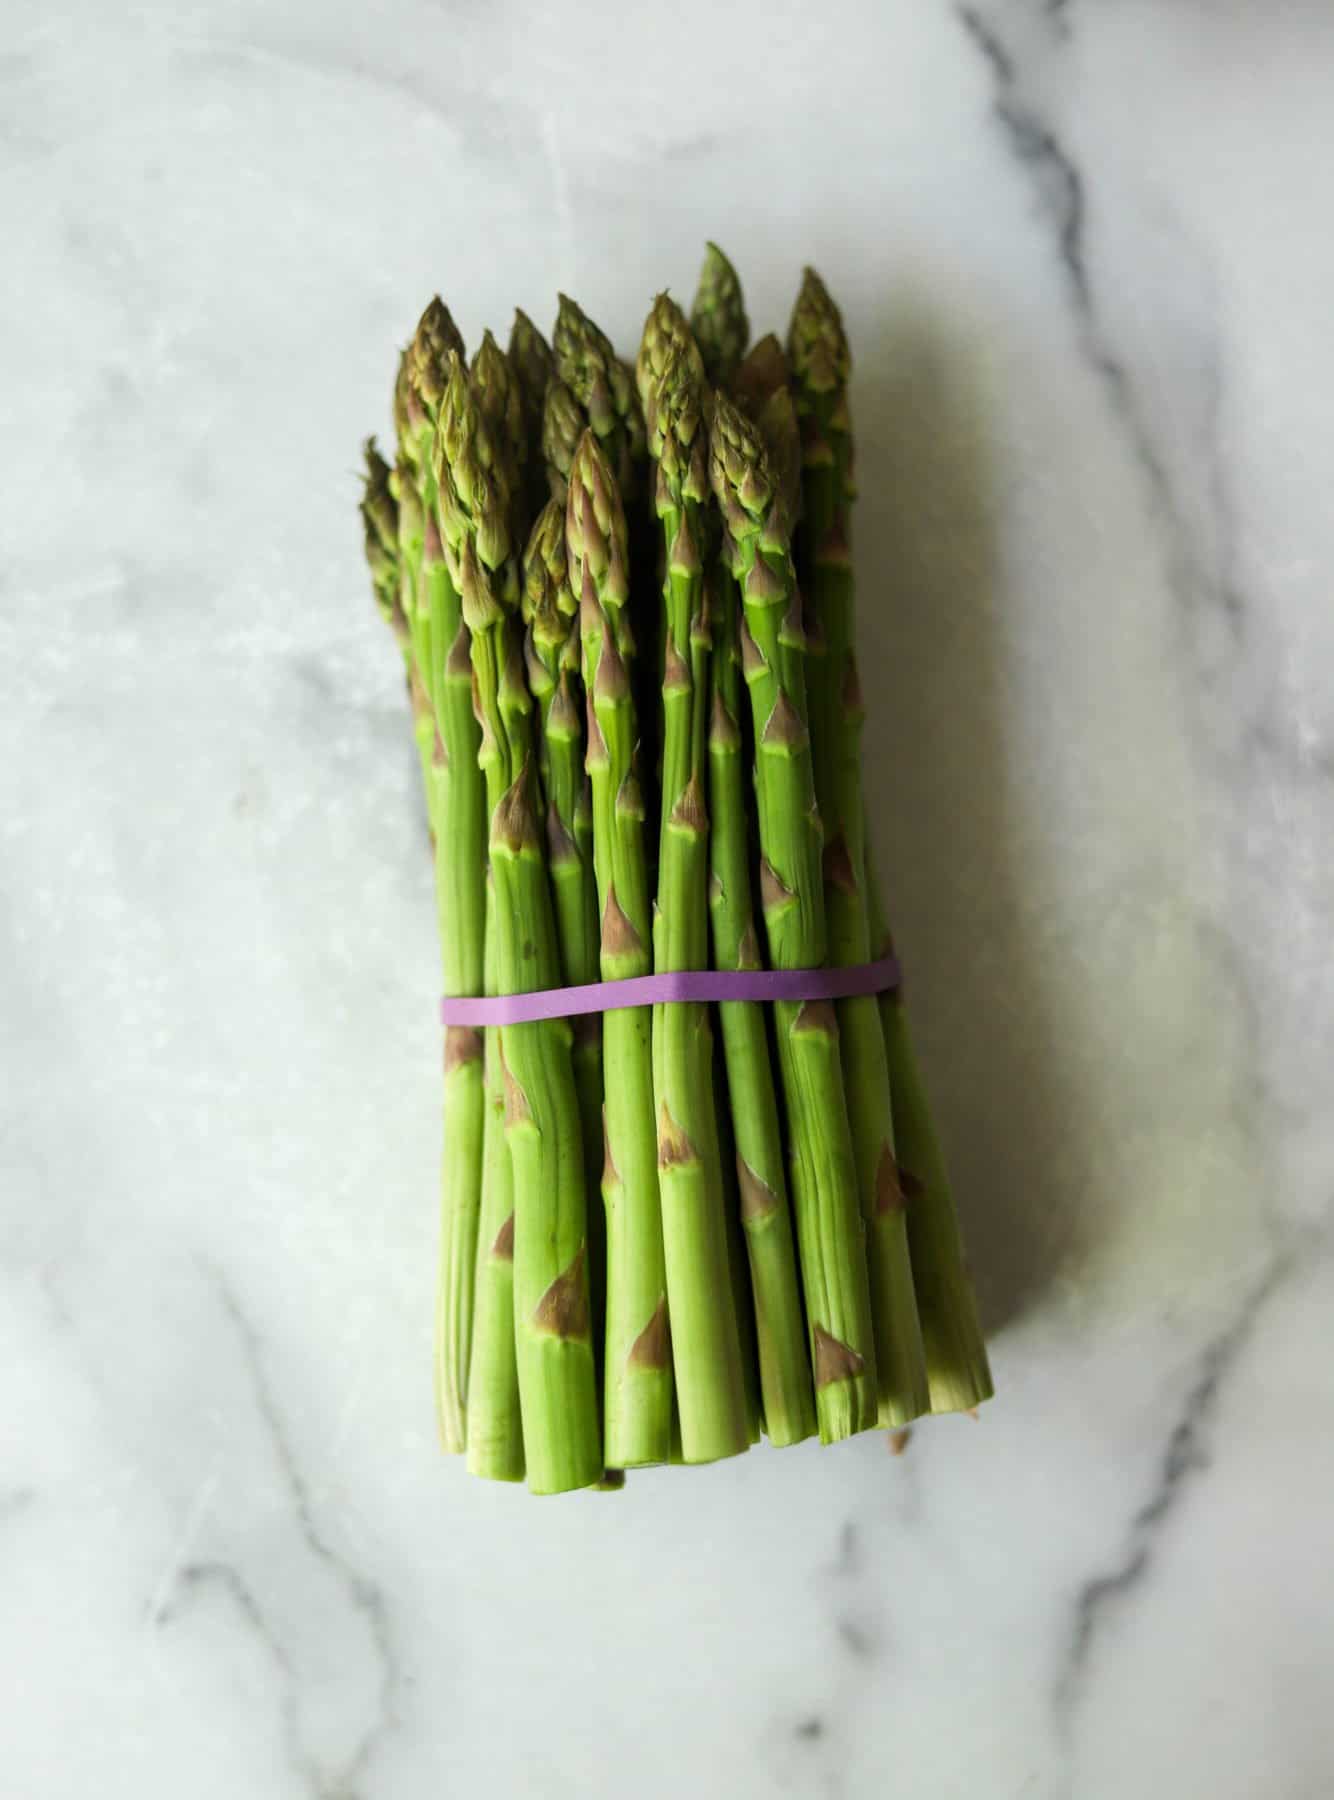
5,1,1332,1795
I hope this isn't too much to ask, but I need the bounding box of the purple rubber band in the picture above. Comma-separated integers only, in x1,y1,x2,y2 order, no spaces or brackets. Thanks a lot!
440,953,901,1028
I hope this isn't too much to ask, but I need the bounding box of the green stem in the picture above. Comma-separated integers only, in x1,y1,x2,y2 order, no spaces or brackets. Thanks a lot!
710,395,879,1444
420,537,491,1444
707,562,816,1446
866,864,994,1413
800,487,928,1428
522,503,607,1396
482,619,601,1493
789,268,930,1424
466,878,524,1481
396,446,488,1454
650,497,748,1463
572,439,674,1467
440,357,601,1494
710,1030,764,1445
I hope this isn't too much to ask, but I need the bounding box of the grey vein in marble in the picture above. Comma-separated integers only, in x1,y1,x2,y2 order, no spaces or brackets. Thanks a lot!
1053,1248,1297,1737
153,1270,399,1800
956,2,1247,637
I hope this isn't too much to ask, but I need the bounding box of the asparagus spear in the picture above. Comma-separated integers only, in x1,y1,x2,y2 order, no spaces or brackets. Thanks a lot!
365,446,493,1457
520,498,607,1386
635,295,706,432
466,873,525,1482
391,304,492,1456
510,308,552,419
542,376,584,504
642,345,749,1464
470,330,580,1474
416,358,492,1460
788,269,928,1426
470,330,528,534
865,865,993,1411
709,393,879,1443
360,438,405,643
508,308,554,524
707,552,816,1445
733,333,789,413
690,243,750,390
360,439,435,799
568,431,674,1467
449,332,533,1479
404,317,526,1468
553,295,645,501
709,327,810,1447
733,340,805,528
435,352,601,1493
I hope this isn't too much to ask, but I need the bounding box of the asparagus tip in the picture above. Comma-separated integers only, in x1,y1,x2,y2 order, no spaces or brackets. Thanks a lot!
691,242,749,388
788,267,850,398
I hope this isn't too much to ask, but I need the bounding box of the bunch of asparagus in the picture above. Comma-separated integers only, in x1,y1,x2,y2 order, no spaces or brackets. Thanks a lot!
359,247,991,1494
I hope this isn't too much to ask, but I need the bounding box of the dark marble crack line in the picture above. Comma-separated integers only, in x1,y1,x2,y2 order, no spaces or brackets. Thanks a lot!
1053,1249,1296,1736
956,4,1246,639
210,1267,399,1797
155,1559,318,1794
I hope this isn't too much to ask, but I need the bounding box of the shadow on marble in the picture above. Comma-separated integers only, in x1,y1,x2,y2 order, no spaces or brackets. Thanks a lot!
855,293,1095,1337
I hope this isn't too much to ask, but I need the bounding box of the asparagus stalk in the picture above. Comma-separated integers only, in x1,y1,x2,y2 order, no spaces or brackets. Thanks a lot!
555,295,660,822
391,303,491,1455
361,439,434,804
417,348,491,1458
435,352,601,1493
690,243,750,390
360,438,405,645
366,449,490,1455
542,376,584,504
446,332,534,1478
508,308,554,524
521,498,607,1384
709,394,879,1443
635,293,706,412
733,333,789,414
387,460,439,813
553,295,646,501
709,1028,765,1447
707,553,816,1445
470,331,528,530
568,431,674,1467
734,355,803,530
642,345,749,1464
866,838,994,1416
521,501,599,1041
789,270,928,1425
466,873,525,1481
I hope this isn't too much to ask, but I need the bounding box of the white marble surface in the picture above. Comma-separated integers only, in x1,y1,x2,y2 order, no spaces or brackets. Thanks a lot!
4,1,1333,1794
